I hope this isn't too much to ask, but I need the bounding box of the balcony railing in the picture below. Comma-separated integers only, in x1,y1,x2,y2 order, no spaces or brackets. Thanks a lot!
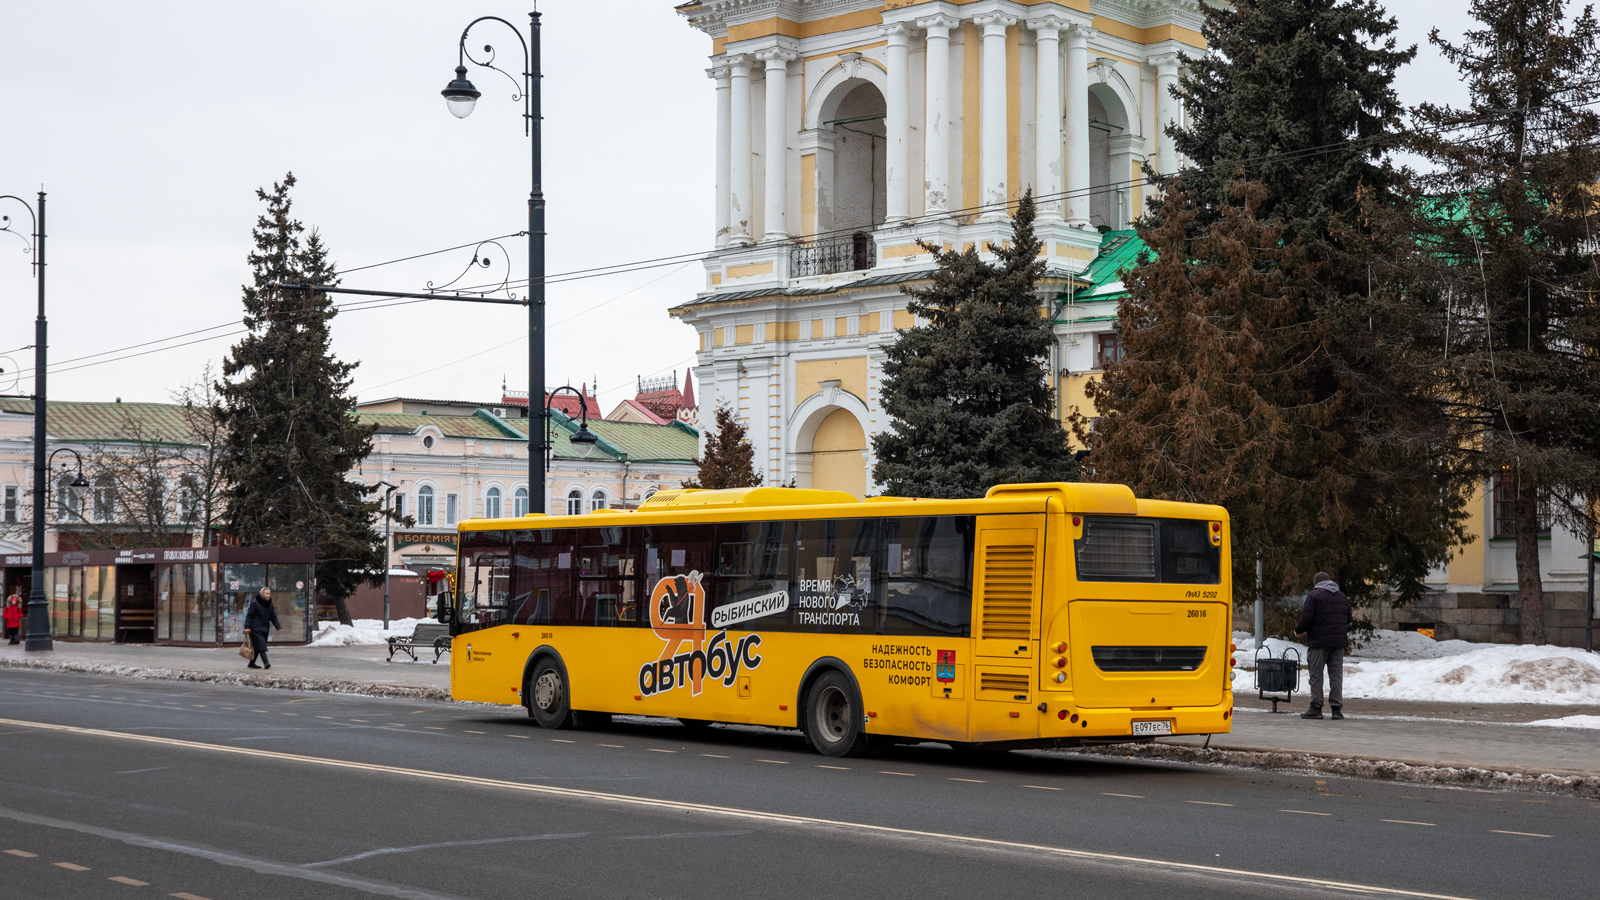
790,232,876,277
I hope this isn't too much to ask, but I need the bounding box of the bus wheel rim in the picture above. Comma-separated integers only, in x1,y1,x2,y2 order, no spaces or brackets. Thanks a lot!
534,671,561,711
819,686,848,741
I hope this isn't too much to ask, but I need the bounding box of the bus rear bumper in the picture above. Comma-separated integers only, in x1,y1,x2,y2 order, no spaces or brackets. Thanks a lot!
1039,701,1233,743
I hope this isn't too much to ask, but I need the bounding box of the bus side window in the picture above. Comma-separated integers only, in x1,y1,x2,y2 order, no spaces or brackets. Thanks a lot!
880,516,973,637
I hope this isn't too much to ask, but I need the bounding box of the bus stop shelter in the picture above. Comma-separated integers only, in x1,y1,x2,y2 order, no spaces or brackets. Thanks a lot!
1,546,314,646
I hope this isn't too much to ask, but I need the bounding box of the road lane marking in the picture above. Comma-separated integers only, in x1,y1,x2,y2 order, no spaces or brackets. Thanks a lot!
0,807,462,900
282,713,298,717
1023,785,1061,791
316,716,334,720
114,767,172,775
757,759,788,764
1102,793,1142,798
349,719,369,723
1490,830,1550,838
1281,810,1332,816
1383,820,1436,827
109,876,149,885
1187,801,1234,807
649,749,676,753
550,739,575,743
424,727,446,731
880,771,915,776
54,862,90,870
307,832,589,867
507,735,530,740
3,850,36,857
949,778,986,783
464,731,487,735
817,765,849,770
598,743,622,747
0,715,1491,900
386,723,405,727
700,754,729,758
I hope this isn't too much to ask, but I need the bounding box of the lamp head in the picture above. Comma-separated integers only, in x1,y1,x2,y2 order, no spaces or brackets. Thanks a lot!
568,426,599,448
441,65,481,118
67,471,90,503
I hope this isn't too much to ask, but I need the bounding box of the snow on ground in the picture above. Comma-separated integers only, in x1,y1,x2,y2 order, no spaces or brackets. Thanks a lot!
309,618,426,647
1524,715,1600,730
1232,629,1600,705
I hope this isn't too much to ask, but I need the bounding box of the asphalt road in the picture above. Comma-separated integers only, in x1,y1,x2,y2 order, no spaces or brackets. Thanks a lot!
0,670,1590,900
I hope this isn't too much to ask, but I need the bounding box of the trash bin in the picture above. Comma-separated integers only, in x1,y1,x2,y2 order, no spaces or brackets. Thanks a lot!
1254,647,1301,712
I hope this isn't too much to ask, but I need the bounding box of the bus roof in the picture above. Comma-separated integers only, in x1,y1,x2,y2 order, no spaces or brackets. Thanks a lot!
457,483,1228,530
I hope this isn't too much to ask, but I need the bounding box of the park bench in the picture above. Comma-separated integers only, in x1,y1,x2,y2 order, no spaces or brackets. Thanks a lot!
387,621,451,663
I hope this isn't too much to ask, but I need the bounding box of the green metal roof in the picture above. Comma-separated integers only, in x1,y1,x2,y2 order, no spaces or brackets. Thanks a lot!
502,411,700,463
0,398,205,446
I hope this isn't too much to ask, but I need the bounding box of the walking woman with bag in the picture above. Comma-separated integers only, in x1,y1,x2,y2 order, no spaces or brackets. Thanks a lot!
243,587,282,669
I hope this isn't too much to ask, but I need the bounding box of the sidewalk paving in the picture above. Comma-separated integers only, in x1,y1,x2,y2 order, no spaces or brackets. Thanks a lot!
3,641,1596,782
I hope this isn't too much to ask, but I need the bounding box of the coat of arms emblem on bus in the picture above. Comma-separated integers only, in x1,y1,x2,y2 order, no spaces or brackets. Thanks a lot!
638,571,763,699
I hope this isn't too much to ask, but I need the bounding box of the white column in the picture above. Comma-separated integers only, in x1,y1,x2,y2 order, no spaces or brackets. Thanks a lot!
883,23,912,222
710,64,732,247
728,55,753,244
918,15,957,214
1064,25,1094,227
975,13,1016,222
1029,18,1064,222
758,48,797,241
1151,52,1181,176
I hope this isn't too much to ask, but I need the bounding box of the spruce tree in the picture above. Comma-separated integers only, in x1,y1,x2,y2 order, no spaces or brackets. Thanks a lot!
873,192,1076,498
1410,0,1600,643
684,405,762,489
217,173,384,624
1083,0,1469,607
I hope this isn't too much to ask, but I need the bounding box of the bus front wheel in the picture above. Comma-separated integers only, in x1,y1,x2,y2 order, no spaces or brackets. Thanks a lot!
805,671,868,758
527,659,573,729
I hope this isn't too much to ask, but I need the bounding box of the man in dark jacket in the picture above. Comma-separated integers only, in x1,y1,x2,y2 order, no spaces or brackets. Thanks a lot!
1294,571,1351,720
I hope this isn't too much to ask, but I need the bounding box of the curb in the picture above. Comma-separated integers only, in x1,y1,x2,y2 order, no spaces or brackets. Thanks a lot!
0,654,451,703
1061,742,1600,800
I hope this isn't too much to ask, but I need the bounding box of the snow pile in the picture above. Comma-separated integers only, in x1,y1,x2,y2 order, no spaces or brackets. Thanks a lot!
309,617,426,647
1231,629,1600,704
1525,715,1600,730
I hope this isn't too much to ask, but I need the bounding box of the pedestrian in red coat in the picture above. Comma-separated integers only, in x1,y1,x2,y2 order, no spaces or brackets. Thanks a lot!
3,593,24,645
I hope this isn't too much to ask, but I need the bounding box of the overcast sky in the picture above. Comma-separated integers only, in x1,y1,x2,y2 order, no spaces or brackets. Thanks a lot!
0,0,1474,409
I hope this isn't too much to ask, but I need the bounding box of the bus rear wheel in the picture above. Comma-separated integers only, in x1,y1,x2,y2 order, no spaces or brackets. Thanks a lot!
805,671,868,758
527,660,573,729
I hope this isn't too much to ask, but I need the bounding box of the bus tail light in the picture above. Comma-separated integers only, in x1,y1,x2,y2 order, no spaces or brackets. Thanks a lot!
1054,673,1066,683
1051,641,1066,653
1053,657,1067,668
1210,521,1223,545
1008,711,1020,718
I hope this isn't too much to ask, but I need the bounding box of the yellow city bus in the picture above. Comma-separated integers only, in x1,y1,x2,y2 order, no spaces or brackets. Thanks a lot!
444,482,1233,757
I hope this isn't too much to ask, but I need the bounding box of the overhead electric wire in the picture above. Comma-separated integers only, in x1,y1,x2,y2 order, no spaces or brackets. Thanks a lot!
26,97,1599,385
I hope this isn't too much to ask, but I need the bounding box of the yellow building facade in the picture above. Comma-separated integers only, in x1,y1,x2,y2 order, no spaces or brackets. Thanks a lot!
674,0,1204,498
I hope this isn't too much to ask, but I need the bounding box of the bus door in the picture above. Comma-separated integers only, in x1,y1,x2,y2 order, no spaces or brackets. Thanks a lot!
969,515,1044,740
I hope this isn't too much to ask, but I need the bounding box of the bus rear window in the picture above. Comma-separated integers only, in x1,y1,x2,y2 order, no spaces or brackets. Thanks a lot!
1075,516,1220,584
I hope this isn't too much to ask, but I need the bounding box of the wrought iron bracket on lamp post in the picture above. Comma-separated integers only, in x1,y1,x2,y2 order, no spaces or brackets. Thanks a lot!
543,386,600,494
439,10,546,513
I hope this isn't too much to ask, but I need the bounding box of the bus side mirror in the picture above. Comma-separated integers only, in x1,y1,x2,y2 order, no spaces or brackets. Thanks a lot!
436,590,453,624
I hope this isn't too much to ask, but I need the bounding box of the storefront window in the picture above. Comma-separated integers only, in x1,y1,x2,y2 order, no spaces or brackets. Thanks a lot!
158,563,216,643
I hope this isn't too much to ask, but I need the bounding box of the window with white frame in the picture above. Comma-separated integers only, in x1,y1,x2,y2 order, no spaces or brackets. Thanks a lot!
417,485,434,526
3,485,16,523
513,487,529,517
590,489,608,512
446,493,458,525
93,476,116,523
485,487,502,519
566,488,583,516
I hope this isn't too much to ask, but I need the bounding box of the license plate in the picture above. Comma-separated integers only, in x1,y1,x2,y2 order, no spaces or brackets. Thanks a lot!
1131,719,1173,736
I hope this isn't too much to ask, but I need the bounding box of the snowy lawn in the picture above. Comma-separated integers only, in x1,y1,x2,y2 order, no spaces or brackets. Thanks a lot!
1233,629,1600,705
309,618,427,647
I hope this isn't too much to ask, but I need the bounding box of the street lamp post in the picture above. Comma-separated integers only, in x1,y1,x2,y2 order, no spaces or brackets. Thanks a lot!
0,190,58,652
542,384,599,468
440,11,545,512
378,481,398,630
